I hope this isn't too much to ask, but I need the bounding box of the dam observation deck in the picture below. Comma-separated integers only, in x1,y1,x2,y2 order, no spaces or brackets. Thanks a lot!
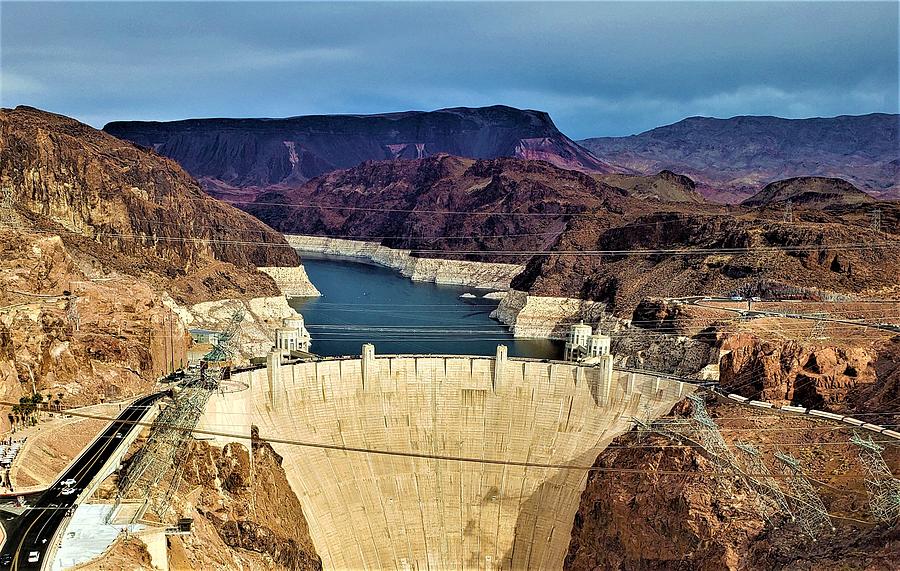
198,345,692,570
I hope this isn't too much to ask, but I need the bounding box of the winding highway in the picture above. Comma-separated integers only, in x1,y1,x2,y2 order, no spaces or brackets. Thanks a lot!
0,392,162,570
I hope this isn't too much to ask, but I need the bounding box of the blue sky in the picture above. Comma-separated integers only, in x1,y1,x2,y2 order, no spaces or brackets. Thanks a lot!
1,1,897,138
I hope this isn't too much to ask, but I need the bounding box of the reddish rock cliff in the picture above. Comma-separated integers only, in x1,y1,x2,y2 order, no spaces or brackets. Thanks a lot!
565,399,900,570
0,105,298,302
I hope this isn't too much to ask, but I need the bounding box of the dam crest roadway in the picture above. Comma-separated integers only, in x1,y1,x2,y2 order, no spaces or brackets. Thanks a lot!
196,344,692,570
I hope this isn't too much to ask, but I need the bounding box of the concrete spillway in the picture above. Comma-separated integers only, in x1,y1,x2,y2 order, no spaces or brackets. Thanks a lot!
199,347,692,570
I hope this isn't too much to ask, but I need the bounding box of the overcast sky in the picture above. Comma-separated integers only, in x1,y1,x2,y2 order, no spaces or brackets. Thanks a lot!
1,1,897,138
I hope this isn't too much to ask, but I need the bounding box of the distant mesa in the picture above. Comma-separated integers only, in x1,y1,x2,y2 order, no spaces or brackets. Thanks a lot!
741,176,876,208
580,113,900,202
103,105,616,202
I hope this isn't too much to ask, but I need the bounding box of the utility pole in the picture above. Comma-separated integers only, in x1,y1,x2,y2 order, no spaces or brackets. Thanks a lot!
774,451,834,539
849,432,900,523
67,296,80,332
783,200,793,224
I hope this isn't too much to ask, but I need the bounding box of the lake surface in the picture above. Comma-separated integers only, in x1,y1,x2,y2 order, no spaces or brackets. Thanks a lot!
289,256,563,359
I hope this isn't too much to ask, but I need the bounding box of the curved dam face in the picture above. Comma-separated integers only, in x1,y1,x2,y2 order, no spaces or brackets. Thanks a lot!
199,347,692,570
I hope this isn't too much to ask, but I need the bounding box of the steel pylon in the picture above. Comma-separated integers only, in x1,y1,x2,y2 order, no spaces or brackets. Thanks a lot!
774,451,834,539
850,432,900,524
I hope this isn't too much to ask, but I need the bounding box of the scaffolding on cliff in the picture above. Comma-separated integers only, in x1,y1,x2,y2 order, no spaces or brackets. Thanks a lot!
110,308,244,522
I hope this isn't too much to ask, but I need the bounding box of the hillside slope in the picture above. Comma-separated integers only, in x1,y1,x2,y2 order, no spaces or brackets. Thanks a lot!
742,176,876,207
1,105,298,301
246,154,628,262
104,105,614,202
597,170,705,203
244,154,899,314
0,106,311,422
580,113,899,202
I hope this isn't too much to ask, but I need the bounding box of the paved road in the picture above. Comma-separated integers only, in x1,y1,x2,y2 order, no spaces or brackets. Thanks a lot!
683,297,900,334
0,392,163,570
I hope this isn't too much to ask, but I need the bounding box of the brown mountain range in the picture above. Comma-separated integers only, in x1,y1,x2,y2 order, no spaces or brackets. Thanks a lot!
246,155,899,313
104,105,615,203
580,113,899,202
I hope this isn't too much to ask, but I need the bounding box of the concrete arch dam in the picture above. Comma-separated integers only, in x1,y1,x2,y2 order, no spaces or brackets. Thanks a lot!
198,346,692,570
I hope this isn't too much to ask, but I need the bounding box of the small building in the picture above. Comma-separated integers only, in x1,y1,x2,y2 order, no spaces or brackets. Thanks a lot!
564,321,610,362
275,313,311,355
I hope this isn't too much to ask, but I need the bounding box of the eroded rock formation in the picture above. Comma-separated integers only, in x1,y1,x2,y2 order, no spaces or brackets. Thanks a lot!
720,335,879,410
565,399,900,570
1,105,298,303
170,436,322,570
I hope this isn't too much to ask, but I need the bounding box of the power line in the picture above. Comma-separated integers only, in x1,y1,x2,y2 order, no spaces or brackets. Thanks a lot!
88,230,900,258
6,400,885,483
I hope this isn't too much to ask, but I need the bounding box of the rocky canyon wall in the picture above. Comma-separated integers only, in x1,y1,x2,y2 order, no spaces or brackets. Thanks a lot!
489,289,607,339
285,235,523,290
257,266,321,298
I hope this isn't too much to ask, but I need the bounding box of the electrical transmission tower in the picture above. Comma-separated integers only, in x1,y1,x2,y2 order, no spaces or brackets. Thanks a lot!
112,382,214,521
870,208,882,234
685,394,744,487
774,451,834,539
735,442,792,526
202,307,244,390
644,396,792,530
850,432,900,524
1,185,20,228
783,200,793,223
807,314,828,341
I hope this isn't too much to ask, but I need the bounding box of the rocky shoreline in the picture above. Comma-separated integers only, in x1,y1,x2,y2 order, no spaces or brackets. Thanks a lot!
258,266,321,298
285,235,524,290
490,289,608,339
284,236,619,340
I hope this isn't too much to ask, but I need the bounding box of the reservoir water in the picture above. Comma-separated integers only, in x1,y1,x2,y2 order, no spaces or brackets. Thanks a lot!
289,256,563,359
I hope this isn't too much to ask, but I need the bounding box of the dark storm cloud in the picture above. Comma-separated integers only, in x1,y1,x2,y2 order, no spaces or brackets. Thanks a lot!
2,1,897,137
